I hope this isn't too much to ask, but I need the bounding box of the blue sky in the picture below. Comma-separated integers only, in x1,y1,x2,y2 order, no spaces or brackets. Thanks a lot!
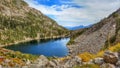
25,0,120,27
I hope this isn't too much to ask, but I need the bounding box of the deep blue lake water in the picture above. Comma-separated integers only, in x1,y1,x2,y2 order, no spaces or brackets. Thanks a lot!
4,38,70,57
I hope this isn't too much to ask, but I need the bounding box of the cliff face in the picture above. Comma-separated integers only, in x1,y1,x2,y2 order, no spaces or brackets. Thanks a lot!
0,0,69,45
68,8,120,56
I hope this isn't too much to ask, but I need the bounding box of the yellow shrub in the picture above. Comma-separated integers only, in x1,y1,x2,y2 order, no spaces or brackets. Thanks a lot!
74,64,100,68
57,57,66,61
78,52,95,62
57,56,71,61
12,58,23,65
109,43,120,52
96,50,104,57
96,43,120,57
77,43,120,62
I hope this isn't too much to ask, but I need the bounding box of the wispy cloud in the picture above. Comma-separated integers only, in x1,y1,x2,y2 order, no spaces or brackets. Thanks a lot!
25,0,120,27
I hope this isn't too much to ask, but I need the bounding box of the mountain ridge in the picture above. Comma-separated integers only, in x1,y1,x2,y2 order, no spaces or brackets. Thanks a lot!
0,0,69,46
65,24,92,30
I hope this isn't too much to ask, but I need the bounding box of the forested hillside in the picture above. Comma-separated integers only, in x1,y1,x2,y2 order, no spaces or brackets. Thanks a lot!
0,0,69,46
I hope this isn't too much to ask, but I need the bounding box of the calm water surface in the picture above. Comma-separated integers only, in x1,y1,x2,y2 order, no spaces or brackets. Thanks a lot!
4,38,70,57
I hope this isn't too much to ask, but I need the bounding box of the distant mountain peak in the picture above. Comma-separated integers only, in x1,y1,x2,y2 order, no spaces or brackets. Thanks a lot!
65,25,92,30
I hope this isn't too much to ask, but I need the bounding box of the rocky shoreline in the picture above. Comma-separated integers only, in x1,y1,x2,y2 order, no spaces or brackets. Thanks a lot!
1,50,120,68
19,51,120,68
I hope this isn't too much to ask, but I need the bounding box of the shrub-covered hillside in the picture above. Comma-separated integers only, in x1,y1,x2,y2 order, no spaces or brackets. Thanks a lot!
0,0,69,45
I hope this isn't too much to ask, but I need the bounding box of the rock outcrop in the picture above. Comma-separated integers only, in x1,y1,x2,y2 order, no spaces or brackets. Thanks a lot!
103,51,118,64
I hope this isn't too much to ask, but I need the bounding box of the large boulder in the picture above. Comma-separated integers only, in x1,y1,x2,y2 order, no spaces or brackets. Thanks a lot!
29,55,49,68
116,61,120,67
29,64,43,68
0,65,2,68
64,56,82,68
22,66,28,68
37,55,49,66
48,61,57,67
103,51,118,64
93,57,104,65
101,63,116,68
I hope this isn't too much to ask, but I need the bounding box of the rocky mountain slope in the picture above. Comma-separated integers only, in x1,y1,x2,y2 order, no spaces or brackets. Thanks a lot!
68,8,120,56
0,0,69,46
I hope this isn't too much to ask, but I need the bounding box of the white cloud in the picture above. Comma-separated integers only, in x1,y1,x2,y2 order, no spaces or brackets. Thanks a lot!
25,0,120,27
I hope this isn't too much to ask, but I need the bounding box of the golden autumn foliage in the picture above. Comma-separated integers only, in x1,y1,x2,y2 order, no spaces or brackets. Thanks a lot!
12,58,24,65
78,43,120,62
97,43,120,57
78,52,95,62
96,50,104,57
109,43,120,52
74,64,100,68
56,56,71,61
